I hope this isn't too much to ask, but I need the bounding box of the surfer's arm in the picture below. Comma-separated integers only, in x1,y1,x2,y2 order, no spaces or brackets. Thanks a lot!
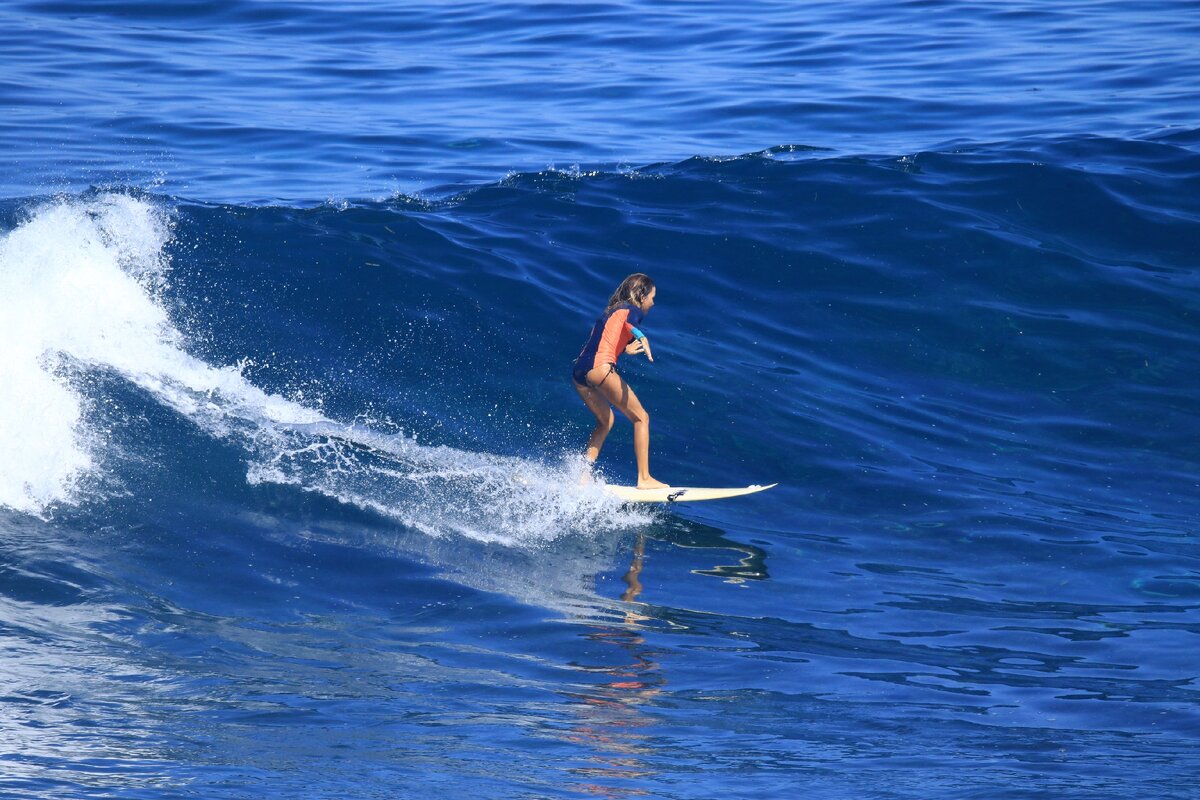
624,325,653,362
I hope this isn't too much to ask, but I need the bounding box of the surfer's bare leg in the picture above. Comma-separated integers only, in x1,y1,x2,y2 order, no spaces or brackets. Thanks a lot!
574,382,614,465
586,366,668,490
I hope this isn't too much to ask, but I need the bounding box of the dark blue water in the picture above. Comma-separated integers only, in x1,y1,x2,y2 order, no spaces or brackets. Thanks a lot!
3,2,1199,798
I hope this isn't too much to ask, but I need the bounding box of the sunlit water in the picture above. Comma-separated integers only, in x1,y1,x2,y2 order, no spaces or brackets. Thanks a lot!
2,1,1198,798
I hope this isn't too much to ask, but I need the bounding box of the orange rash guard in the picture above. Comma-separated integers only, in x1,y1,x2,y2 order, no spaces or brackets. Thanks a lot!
572,303,645,386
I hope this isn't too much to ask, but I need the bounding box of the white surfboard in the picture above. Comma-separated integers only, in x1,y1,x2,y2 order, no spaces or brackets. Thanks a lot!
602,483,777,503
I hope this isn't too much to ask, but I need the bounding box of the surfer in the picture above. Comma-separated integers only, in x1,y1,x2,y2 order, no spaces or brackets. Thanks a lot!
572,273,669,490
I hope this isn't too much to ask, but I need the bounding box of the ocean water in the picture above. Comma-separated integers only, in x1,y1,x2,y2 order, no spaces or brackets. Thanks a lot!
2,1,1199,798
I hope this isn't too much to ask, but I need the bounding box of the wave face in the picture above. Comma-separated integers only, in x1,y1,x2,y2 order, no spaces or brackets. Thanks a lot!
3,137,1199,798
0,193,642,542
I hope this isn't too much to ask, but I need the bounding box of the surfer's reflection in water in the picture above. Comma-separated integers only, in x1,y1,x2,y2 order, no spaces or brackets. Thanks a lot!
559,533,664,798
553,525,769,796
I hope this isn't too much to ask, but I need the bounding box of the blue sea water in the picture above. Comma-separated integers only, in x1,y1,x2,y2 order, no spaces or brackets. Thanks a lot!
2,1,1199,798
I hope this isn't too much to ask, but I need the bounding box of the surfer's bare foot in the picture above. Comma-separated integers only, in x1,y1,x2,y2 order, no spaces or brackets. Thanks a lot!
637,477,669,490
578,470,594,486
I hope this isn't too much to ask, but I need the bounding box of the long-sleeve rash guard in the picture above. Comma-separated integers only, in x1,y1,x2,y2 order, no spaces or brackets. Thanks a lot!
572,303,645,385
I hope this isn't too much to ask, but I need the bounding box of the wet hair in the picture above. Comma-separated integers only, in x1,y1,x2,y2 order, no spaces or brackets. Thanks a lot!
605,273,655,312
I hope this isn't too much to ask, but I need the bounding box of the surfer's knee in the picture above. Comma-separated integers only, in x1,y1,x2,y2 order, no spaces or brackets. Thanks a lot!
597,408,614,431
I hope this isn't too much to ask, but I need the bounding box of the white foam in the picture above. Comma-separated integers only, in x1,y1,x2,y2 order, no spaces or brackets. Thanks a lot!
0,194,648,539
0,194,174,514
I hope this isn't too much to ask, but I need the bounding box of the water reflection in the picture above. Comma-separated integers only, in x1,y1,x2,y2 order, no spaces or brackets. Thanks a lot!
659,516,771,584
555,518,774,795
561,533,665,798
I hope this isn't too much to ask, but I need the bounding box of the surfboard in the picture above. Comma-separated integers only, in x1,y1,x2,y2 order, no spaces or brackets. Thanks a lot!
602,483,777,503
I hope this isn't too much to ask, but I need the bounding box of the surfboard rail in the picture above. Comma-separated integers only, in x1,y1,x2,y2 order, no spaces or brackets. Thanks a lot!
602,483,777,503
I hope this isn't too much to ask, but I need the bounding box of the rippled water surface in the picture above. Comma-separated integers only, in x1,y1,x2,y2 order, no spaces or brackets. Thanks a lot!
2,1,1199,798
4,0,1200,199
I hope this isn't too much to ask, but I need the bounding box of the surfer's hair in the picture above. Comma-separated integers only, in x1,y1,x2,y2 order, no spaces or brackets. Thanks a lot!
606,273,655,312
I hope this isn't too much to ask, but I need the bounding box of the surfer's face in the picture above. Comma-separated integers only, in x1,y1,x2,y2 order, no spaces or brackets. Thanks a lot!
638,286,656,313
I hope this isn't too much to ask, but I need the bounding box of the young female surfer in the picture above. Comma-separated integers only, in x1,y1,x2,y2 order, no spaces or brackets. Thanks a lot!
572,273,669,490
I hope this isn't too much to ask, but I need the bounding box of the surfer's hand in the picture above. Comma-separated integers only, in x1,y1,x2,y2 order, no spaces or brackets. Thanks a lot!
625,337,653,362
